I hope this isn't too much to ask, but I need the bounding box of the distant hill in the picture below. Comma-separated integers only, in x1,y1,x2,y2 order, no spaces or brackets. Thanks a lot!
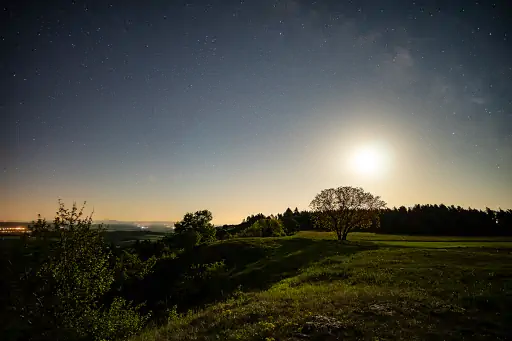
94,220,174,226
134,221,175,226
0,221,30,227
93,221,174,233
94,220,131,225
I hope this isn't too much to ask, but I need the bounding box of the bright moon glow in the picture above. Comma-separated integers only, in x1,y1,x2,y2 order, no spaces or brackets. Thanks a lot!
349,144,391,177
354,148,381,174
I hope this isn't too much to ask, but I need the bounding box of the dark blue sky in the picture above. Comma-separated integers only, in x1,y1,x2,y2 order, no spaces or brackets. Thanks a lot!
1,0,511,223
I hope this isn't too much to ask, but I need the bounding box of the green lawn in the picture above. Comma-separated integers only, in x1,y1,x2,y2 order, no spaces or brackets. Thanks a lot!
298,231,512,248
133,232,512,341
298,230,512,241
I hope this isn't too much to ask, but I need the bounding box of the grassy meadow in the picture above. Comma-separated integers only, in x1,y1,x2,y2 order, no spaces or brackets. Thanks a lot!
134,231,512,341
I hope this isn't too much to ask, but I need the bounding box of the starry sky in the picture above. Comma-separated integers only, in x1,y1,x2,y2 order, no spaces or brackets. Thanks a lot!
1,0,511,224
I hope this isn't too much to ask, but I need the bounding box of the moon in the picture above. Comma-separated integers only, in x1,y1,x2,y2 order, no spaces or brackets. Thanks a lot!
349,144,390,177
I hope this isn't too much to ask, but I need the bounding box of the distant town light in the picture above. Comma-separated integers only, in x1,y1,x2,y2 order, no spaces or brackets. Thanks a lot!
0,226,30,233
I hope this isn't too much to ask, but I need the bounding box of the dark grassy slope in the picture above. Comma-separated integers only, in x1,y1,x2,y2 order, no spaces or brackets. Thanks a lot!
132,232,512,341
121,237,374,316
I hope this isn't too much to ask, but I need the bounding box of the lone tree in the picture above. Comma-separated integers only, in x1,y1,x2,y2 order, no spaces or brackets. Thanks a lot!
174,209,216,245
310,186,386,241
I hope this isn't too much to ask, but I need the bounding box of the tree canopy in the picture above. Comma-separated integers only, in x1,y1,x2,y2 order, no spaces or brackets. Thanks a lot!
376,204,512,236
310,186,386,240
174,210,216,245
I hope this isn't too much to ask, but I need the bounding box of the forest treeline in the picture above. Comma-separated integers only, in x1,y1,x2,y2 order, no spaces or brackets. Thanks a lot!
376,204,512,236
218,204,512,237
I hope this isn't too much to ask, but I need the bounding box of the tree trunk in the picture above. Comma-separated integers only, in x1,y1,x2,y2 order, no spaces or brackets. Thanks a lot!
341,226,350,241
333,219,342,241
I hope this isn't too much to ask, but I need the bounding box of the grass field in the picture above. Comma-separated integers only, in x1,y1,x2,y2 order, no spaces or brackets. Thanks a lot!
133,231,512,341
298,231,512,248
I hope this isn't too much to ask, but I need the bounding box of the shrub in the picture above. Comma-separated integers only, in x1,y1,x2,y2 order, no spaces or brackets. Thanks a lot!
6,201,150,341
241,219,286,237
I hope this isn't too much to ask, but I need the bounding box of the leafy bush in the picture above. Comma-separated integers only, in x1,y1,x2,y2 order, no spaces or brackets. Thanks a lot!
216,227,233,240
241,219,286,237
88,297,150,341
4,201,150,341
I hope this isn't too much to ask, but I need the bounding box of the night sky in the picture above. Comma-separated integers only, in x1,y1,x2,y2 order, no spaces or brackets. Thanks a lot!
1,0,511,223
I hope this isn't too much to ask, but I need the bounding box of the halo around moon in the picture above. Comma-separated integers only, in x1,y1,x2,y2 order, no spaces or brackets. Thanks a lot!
348,143,391,178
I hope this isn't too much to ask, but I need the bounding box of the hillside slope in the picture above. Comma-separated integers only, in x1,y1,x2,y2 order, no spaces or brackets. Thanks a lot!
133,232,512,341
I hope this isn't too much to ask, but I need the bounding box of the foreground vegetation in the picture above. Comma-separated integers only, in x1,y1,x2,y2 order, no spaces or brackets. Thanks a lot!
2,187,512,340
135,232,512,341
